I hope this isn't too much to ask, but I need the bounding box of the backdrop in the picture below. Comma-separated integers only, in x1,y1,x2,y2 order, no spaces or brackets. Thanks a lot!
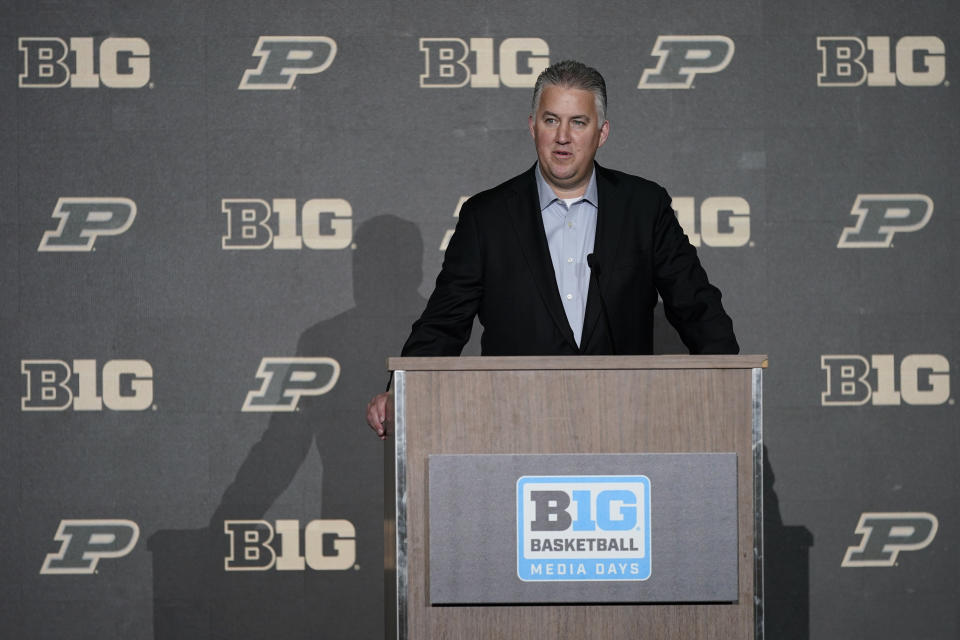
3,1,957,638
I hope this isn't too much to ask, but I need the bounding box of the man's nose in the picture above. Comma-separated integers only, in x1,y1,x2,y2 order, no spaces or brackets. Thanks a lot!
555,122,570,143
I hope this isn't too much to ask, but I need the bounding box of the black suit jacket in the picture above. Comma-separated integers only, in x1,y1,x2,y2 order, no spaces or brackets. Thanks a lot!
401,163,738,357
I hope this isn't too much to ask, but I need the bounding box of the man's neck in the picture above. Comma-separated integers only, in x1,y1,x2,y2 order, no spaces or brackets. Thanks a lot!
537,165,594,200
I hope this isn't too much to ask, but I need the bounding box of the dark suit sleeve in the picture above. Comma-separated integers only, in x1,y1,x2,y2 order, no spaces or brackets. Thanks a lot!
400,198,484,356
651,187,739,354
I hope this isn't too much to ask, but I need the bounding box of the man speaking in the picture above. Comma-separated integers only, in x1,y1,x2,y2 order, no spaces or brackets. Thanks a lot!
367,60,738,437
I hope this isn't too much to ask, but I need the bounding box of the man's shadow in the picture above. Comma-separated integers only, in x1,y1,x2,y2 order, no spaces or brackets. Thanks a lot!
150,215,426,639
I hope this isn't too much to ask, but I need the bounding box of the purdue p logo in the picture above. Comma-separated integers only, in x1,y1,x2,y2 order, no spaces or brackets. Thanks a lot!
41,520,140,574
38,198,137,252
242,357,341,411
638,36,735,89
842,512,938,567
837,194,933,248
239,36,337,90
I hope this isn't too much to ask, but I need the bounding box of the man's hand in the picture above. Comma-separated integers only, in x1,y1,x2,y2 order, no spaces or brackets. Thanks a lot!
366,392,393,440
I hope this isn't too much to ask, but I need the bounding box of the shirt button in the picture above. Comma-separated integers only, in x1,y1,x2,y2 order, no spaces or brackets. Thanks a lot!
567,257,574,263
566,293,573,300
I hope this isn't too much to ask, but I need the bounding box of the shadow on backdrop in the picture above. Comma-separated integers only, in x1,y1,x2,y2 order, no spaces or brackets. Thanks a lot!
149,215,426,639
763,445,813,639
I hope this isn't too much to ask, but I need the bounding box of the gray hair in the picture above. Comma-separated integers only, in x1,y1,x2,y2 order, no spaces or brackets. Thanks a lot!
531,60,607,128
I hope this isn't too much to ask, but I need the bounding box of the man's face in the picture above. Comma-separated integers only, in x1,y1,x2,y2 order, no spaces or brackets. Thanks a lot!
529,84,609,198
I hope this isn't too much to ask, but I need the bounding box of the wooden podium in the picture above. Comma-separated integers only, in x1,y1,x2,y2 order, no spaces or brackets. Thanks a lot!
384,355,766,639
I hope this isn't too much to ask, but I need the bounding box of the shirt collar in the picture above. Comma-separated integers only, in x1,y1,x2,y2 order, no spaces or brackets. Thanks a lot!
534,162,599,211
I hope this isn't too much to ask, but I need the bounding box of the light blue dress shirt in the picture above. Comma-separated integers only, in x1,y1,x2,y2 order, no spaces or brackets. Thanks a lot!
534,164,599,346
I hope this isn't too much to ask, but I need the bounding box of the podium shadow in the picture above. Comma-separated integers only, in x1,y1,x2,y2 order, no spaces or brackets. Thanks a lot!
656,305,813,638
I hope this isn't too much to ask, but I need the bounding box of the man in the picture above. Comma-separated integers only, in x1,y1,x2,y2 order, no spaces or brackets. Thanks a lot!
366,60,738,438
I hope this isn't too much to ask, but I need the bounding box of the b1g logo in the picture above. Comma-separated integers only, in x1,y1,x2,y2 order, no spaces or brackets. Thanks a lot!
38,197,137,252
673,197,750,247
224,519,356,571
821,354,951,406
239,36,337,90
40,519,140,574
221,198,352,250
638,36,735,89
18,37,150,88
837,194,932,248
842,512,938,567
817,36,946,87
21,359,155,411
419,37,549,88
517,475,651,581
242,357,340,412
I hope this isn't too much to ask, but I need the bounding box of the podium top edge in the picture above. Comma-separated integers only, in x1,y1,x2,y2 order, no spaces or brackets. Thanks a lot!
388,354,768,371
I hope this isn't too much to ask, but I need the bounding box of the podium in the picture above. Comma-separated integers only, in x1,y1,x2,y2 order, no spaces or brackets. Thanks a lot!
384,355,766,639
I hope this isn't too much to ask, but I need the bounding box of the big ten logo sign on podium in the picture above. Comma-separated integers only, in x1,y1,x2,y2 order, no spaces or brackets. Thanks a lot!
242,357,340,412
842,512,938,567
817,36,946,87
18,37,150,88
37,198,137,252
224,520,356,571
837,194,933,248
238,36,337,90
21,359,155,411
820,354,952,407
40,520,140,574
516,475,651,581
221,199,352,250
672,197,751,247
637,35,735,89
419,37,549,88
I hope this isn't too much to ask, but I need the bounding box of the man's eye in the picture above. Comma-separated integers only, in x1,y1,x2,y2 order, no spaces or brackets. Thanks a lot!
573,120,586,127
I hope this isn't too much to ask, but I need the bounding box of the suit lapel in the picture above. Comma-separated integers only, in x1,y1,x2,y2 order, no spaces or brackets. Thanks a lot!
507,165,579,350
581,164,626,352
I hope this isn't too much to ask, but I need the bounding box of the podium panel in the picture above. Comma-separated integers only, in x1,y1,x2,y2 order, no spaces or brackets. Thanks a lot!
428,452,739,604
384,355,765,640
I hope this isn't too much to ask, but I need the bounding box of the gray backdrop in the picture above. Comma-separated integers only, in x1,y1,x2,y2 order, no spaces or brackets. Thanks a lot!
3,1,957,638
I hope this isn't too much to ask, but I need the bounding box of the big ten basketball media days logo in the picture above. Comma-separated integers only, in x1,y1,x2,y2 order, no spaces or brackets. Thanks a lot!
18,37,150,88
40,520,140,574
221,198,352,250
817,36,946,87
842,512,938,567
239,36,337,90
820,354,952,407
37,197,137,252
21,359,155,411
419,37,549,88
517,476,651,581
672,196,751,247
637,35,735,89
242,357,340,412
224,520,356,571
837,194,933,248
